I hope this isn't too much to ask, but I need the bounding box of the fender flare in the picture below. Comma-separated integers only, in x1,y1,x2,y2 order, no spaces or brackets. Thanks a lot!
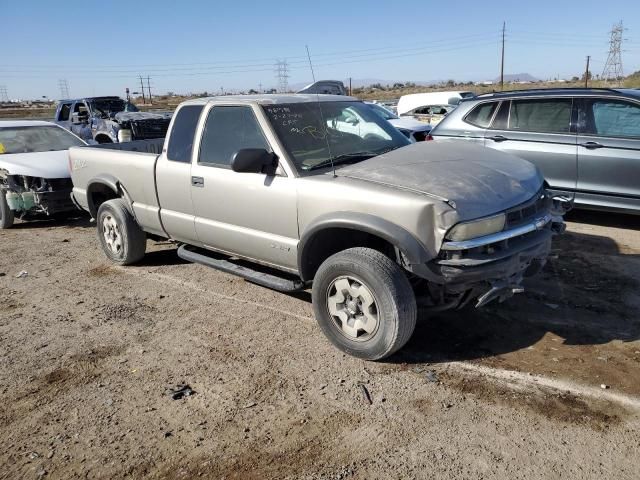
297,212,432,281
86,175,134,218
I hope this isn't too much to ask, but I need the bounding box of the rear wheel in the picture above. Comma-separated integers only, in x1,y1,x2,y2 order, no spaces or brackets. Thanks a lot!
0,192,15,229
96,199,146,265
312,247,417,360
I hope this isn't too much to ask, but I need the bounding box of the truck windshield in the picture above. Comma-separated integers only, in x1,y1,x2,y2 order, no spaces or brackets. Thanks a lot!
89,98,138,116
0,126,85,154
262,101,410,172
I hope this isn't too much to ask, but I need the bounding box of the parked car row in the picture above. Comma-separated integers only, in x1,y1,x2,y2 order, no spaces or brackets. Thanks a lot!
429,88,640,215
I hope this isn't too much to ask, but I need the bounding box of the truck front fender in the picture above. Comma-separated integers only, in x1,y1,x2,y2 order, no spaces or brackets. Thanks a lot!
297,212,432,282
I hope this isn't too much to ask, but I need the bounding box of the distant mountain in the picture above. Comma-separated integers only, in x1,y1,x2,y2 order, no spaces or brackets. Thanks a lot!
494,73,540,83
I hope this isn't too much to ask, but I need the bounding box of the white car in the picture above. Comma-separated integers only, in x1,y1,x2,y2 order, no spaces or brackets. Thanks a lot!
366,103,432,142
0,121,86,228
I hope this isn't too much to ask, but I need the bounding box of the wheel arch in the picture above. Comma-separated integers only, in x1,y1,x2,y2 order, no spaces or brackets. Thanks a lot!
86,175,134,219
297,212,431,282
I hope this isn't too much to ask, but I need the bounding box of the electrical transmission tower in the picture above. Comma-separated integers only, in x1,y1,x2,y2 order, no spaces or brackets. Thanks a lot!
274,59,289,93
58,79,70,98
601,21,624,85
0,86,8,103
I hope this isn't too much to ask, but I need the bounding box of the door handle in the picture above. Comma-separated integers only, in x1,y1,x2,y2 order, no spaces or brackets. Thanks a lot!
488,135,508,143
191,176,204,187
580,141,603,150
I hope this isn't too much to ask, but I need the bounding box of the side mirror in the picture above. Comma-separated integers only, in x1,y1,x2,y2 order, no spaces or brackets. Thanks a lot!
230,148,278,174
71,112,88,125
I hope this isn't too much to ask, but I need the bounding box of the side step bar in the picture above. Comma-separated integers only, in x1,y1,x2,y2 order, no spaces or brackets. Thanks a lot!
177,244,305,293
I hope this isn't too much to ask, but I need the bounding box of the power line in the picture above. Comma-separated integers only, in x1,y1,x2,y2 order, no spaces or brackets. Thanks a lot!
601,21,625,85
58,79,70,98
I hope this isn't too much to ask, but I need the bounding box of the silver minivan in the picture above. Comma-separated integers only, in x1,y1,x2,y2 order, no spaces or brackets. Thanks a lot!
430,88,640,215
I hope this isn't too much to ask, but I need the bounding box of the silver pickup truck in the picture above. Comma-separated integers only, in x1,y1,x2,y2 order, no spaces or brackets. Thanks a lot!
69,94,565,360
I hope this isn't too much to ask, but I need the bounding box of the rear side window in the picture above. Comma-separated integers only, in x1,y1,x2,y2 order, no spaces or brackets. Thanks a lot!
507,99,572,133
198,106,269,167
586,99,640,138
464,102,498,128
166,105,204,163
58,103,72,121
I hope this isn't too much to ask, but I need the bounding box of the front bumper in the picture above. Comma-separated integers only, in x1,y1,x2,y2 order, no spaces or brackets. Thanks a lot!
34,189,77,215
413,210,565,309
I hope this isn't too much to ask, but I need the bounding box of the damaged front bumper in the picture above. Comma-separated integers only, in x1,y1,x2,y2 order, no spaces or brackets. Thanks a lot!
414,203,565,310
2,175,77,216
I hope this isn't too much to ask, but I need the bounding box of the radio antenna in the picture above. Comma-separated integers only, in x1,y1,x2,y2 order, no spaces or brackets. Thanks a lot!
305,45,336,177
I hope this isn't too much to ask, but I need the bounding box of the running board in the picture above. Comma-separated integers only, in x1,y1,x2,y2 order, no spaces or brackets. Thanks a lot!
177,244,305,293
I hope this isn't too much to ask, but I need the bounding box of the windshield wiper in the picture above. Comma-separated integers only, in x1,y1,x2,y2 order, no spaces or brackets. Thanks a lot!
307,152,377,171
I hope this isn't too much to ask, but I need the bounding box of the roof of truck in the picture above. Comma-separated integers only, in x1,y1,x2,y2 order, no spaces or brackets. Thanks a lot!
180,94,357,106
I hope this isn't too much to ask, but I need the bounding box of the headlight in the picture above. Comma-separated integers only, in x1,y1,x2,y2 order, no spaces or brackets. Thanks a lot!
117,129,132,143
446,213,506,241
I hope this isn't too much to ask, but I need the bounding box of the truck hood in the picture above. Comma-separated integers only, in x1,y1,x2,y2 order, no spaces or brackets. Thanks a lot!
0,150,71,178
336,142,543,221
114,111,172,122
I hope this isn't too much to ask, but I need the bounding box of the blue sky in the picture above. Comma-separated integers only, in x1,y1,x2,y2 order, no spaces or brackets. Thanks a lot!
1,0,639,99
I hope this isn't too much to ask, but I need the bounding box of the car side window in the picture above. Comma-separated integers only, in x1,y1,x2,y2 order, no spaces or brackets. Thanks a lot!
198,106,269,167
585,99,640,138
58,103,72,121
464,102,498,128
506,98,572,133
166,105,204,163
73,102,88,114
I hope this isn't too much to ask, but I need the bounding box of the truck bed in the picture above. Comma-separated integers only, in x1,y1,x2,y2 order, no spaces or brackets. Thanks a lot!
69,139,165,236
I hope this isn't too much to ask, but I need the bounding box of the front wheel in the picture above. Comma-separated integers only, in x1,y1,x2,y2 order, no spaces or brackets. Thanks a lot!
0,191,15,229
312,247,417,360
96,199,146,265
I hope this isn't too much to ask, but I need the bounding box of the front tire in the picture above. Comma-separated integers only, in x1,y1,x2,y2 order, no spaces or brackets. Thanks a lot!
0,191,15,229
96,199,146,265
312,247,417,360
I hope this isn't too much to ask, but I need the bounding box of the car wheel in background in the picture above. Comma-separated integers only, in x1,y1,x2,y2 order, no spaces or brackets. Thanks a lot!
0,192,15,229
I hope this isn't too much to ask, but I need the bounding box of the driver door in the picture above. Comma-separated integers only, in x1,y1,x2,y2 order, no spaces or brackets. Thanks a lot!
189,104,299,271
70,101,92,141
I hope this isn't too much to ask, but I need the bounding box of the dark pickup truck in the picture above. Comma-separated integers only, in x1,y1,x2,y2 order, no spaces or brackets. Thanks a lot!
54,96,171,144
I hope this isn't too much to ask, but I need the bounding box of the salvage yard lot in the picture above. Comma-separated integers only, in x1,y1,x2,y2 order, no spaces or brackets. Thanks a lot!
1,211,639,479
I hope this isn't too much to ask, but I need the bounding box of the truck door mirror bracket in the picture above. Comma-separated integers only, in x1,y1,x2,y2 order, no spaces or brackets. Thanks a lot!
231,148,278,174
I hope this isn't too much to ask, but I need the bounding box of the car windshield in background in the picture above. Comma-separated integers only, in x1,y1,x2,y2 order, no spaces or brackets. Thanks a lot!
0,126,85,154
89,99,138,116
262,101,410,172
368,103,398,120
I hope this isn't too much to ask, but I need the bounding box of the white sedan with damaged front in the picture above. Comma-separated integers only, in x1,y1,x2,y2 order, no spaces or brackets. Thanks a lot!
0,120,86,228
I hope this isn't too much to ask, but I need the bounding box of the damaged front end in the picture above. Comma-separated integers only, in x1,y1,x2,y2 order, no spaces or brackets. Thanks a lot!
415,189,565,310
1,171,76,218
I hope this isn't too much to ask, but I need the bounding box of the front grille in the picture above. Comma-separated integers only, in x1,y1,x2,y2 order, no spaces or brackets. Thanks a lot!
504,190,551,228
130,119,170,139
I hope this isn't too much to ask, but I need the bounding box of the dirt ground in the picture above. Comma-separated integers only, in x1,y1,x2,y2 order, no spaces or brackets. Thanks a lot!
1,209,639,479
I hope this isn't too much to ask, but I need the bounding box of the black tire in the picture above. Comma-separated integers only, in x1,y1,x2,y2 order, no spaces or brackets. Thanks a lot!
312,247,417,360
0,191,15,229
96,199,146,265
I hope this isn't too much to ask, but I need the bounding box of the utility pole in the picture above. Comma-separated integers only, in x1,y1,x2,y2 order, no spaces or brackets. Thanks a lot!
258,82,263,93
0,86,8,103
584,56,591,88
349,77,352,96
601,21,625,85
146,76,152,105
500,21,506,91
139,75,146,104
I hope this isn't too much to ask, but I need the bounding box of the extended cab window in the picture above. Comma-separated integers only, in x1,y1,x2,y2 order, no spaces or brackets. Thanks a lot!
198,106,269,167
167,105,204,162
464,102,498,128
585,99,640,138
505,98,572,133
58,103,72,121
